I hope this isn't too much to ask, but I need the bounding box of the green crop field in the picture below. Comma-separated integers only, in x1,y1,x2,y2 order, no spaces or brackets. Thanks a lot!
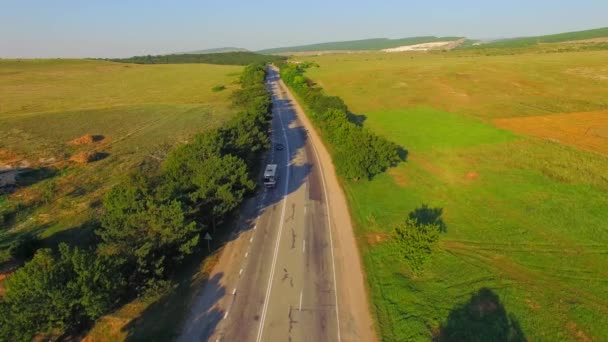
0,59,241,263
302,51,608,340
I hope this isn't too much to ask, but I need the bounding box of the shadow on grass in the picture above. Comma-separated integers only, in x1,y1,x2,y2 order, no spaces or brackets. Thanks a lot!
409,204,447,233
436,288,526,342
16,167,59,187
120,261,226,341
40,218,99,251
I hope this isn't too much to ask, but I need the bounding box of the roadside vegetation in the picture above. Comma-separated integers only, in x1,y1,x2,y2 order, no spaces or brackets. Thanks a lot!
0,62,271,340
280,62,402,180
110,51,285,65
300,48,608,341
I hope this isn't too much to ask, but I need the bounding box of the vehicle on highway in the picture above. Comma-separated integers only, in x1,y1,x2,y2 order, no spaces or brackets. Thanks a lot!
263,164,278,188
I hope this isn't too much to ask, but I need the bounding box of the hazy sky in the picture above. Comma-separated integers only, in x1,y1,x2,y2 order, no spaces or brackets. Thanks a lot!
1,0,607,58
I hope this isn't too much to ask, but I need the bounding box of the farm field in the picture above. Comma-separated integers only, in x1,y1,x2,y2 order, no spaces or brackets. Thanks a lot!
0,59,241,273
304,51,608,340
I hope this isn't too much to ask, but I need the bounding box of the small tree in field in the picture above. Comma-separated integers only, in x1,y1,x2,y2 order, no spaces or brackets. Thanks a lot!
393,218,441,274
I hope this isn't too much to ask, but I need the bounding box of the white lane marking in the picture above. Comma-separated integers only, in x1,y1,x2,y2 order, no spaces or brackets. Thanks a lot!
254,224,257,230
256,72,292,342
302,239,306,253
306,85,342,342
299,290,303,311
232,288,236,295
245,252,248,258
250,236,254,243
239,268,243,275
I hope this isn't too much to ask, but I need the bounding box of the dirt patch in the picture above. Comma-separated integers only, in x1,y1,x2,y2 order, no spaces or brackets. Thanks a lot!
70,134,104,145
364,233,390,246
494,111,608,156
566,321,593,342
465,171,479,180
389,168,408,186
69,151,108,164
408,153,444,178
525,298,541,311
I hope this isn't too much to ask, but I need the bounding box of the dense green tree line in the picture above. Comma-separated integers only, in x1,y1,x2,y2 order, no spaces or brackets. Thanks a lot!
279,63,402,180
109,51,285,66
0,63,271,340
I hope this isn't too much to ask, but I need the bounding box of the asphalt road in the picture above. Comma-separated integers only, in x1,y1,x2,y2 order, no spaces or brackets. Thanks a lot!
179,67,341,342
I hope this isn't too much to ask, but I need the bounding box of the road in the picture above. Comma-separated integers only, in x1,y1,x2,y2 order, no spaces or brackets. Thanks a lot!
179,66,375,342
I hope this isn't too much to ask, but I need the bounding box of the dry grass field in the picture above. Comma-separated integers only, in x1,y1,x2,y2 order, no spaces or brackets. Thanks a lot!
494,111,608,156
0,59,241,272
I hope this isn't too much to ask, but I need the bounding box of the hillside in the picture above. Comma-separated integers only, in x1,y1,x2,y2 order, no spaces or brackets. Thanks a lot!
181,47,248,54
471,26,608,49
111,51,285,65
257,36,462,54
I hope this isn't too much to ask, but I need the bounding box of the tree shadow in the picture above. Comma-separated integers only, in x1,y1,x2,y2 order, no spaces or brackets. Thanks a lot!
40,217,99,251
122,270,226,342
347,111,367,126
409,204,447,233
436,288,526,342
17,167,58,186
397,146,409,162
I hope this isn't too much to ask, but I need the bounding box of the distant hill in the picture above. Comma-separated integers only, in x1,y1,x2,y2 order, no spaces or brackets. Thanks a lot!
110,51,285,66
257,36,463,54
181,47,248,54
470,27,608,49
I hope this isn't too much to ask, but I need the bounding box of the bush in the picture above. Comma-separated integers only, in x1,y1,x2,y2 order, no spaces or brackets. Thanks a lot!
393,218,440,273
0,245,125,340
211,84,225,92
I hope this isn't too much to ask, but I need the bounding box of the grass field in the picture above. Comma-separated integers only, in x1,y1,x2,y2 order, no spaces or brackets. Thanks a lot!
303,51,608,340
0,59,242,338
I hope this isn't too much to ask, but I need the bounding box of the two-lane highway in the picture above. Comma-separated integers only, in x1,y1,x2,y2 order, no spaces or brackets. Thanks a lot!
179,67,341,342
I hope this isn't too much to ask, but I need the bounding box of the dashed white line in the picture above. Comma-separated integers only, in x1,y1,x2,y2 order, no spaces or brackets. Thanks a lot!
232,288,237,295
299,290,303,311
223,312,228,319
302,239,306,253
245,252,248,258
239,268,243,275
250,236,254,243
256,71,292,342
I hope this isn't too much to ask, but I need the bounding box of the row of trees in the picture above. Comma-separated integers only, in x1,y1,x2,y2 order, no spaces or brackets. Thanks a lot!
0,63,272,341
109,51,286,66
280,63,402,180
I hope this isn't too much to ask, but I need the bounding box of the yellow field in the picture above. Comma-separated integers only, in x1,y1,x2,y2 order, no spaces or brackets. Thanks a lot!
0,59,242,264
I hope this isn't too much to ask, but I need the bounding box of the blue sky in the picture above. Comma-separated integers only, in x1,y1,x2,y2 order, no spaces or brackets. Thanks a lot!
1,0,607,58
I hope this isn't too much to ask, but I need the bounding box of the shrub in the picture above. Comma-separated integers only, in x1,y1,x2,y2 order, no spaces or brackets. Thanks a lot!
211,84,226,92
393,218,440,273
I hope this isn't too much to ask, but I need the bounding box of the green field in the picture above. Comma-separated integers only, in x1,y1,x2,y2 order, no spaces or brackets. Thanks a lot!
0,59,241,263
303,51,608,340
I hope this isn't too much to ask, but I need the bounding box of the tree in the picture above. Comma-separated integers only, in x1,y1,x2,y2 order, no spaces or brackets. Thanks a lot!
393,218,440,273
0,244,124,340
189,155,255,229
98,173,199,284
